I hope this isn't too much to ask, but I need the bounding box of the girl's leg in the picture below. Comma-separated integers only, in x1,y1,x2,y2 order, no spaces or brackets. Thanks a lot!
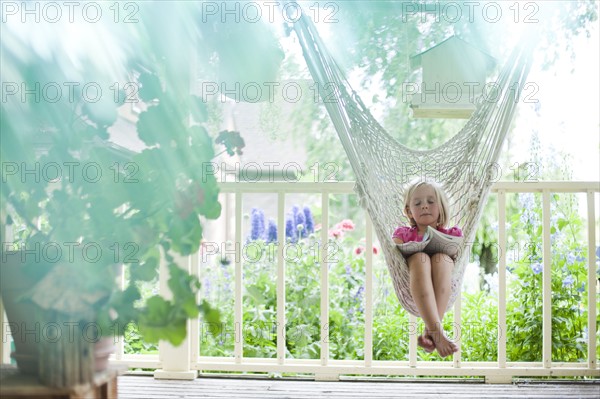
430,253,454,321
408,252,457,357
424,253,458,357
408,253,440,353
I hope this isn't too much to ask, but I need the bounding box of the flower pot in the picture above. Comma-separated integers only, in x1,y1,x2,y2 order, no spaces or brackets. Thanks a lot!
0,251,115,380
0,251,50,374
93,336,115,372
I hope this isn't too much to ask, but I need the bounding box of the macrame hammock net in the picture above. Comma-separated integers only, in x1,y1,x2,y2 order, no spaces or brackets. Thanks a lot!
289,9,535,316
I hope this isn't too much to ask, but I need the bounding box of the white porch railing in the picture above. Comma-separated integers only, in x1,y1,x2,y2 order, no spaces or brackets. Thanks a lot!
2,181,599,382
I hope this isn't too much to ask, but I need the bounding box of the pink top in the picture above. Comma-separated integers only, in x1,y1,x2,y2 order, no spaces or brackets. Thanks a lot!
392,225,463,243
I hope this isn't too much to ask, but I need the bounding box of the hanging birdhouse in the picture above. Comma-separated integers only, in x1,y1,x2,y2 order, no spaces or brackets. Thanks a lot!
408,36,496,119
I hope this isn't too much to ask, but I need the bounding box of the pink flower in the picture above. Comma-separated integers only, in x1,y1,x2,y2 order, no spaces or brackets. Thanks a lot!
372,246,379,255
355,246,365,255
338,219,355,231
329,229,343,239
314,223,322,232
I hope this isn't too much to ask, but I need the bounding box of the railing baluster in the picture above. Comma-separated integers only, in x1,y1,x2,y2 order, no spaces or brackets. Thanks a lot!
542,190,552,368
234,190,243,363
453,296,461,368
190,251,200,363
320,191,329,366
115,206,126,361
277,191,286,365
364,214,373,367
409,314,417,367
586,191,597,369
497,190,507,368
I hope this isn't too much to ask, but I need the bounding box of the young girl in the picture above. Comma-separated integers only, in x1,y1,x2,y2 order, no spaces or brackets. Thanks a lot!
392,180,462,358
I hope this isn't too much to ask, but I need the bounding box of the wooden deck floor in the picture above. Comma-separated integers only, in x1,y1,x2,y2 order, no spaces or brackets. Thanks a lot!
118,375,600,398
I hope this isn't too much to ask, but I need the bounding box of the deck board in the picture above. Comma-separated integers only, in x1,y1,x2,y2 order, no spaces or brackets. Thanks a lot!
118,375,600,398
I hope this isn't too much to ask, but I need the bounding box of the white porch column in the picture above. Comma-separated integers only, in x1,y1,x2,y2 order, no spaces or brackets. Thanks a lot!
0,298,9,364
154,252,196,380
1,218,12,364
154,30,199,380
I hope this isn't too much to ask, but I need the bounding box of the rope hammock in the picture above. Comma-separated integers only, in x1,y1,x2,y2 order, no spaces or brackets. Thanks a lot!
289,7,535,316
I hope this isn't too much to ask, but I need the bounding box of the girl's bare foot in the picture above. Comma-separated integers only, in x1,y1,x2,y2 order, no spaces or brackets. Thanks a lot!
430,330,458,358
417,334,435,353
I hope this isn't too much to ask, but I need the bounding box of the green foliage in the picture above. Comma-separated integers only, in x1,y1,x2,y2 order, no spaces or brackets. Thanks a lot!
1,53,222,345
505,192,597,362
172,197,597,365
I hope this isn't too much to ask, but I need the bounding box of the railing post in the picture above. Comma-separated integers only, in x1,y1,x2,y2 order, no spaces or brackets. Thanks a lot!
154,252,196,380
319,190,330,366
486,190,512,384
276,191,286,365
364,214,373,368
586,190,597,370
497,190,507,369
408,314,418,367
542,190,552,368
190,251,200,367
234,190,243,364
315,190,338,381
453,297,461,368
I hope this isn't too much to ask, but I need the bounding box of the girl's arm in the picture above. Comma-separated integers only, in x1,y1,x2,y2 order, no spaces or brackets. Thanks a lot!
392,226,409,244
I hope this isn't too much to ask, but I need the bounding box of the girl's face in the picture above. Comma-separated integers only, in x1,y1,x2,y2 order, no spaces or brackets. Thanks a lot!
407,184,440,230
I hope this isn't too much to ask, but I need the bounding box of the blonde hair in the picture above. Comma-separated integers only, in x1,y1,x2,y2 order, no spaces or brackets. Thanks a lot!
403,179,450,228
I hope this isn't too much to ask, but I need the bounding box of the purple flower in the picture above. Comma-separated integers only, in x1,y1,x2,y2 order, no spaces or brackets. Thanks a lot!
567,253,576,265
223,270,231,293
562,275,575,288
345,265,352,275
575,247,586,262
354,286,365,299
295,211,306,238
303,206,314,233
203,277,212,297
285,217,297,243
577,282,585,293
519,193,536,212
266,219,278,244
354,286,365,313
292,205,300,222
250,208,265,241
531,262,543,275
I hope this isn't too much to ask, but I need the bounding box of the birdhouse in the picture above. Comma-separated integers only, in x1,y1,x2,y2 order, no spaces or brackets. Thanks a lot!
408,36,496,119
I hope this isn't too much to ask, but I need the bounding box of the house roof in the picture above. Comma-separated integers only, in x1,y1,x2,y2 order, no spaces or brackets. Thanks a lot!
409,35,497,70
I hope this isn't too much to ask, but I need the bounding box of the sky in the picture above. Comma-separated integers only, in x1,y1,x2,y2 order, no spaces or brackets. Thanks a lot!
510,20,599,181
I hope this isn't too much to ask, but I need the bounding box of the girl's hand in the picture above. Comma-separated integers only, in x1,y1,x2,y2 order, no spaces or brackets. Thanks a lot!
393,237,404,244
